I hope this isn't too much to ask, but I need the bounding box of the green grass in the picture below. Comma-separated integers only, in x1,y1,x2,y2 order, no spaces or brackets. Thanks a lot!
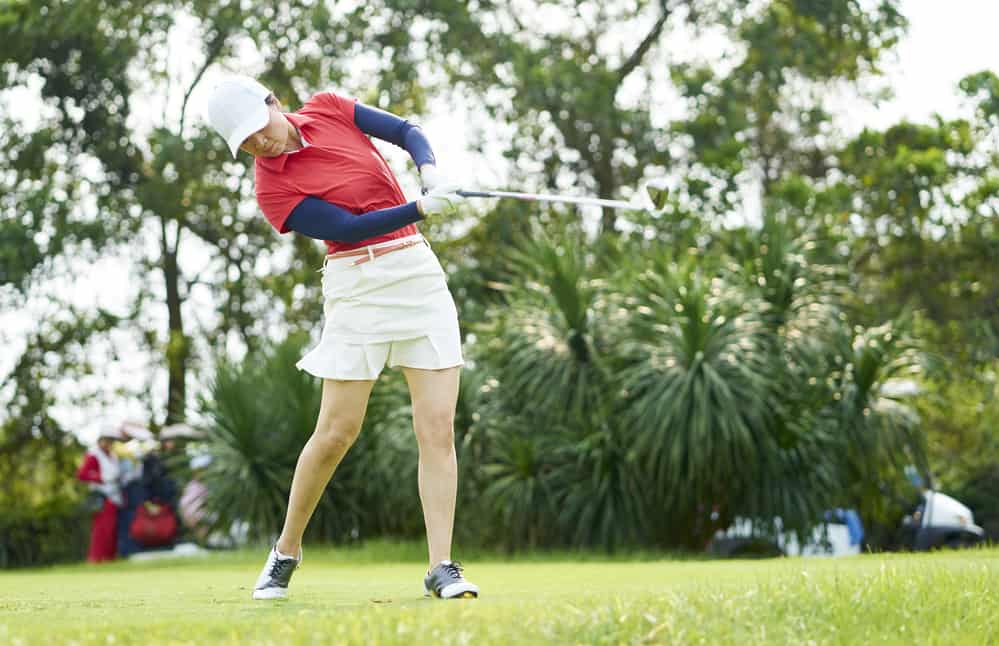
1,542,996,645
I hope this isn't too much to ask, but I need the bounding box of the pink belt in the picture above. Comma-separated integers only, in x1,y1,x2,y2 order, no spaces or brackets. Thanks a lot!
325,238,425,266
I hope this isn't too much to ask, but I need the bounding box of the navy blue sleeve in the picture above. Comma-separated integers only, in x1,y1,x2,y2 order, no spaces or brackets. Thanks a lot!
285,197,424,243
353,102,436,168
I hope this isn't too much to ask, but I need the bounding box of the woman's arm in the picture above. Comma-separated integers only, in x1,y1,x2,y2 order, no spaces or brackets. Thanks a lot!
353,102,435,169
285,197,424,243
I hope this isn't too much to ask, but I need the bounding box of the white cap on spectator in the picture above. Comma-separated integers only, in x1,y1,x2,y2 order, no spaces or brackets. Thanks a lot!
119,420,154,440
97,424,126,440
205,75,271,158
190,454,213,470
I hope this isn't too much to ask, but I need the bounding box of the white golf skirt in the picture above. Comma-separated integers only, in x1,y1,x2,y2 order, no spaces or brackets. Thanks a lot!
296,234,464,380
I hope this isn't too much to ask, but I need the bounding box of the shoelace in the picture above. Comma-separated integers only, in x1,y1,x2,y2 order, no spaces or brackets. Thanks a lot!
441,561,464,580
268,556,296,581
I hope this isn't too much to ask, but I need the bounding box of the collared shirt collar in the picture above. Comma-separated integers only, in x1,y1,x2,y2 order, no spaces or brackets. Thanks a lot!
256,112,315,172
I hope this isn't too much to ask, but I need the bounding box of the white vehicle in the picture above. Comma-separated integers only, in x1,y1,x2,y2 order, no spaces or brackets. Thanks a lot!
709,490,985,557
902,490,985,550
709,511,862,558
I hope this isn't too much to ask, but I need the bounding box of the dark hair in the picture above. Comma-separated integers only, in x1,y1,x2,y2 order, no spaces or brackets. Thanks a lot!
264,93,277,106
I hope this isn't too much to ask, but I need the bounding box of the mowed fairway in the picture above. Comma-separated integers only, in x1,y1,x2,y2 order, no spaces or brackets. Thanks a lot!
1,544,996,645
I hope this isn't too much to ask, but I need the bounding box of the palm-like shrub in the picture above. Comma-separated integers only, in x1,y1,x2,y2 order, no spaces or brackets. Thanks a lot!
825,320,925,521
731,214,846,402
725,214,849,532
482,231,610,424
478,419,567,550
471,222,919,551
472,229,651,549
619,254,777,546
552,423,648,550
725,215,923,537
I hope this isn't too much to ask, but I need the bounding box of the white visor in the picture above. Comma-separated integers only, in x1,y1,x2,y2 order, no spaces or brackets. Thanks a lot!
205,75,271,157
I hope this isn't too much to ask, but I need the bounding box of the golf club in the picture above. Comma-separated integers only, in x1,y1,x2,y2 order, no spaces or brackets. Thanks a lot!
456,178,670,212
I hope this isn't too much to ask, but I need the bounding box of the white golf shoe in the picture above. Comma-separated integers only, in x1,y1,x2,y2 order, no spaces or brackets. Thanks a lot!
423,560,479,599
252,546,300,600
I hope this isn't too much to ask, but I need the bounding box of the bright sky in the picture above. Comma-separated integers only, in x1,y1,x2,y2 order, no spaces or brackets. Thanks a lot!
851,1,999,128
2,1,997,444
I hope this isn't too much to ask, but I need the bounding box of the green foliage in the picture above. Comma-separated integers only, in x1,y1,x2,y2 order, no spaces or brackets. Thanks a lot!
960,70,999,122
670,0,907,215
622,256,774,537
915,366,999,539
0,499,88,568
478,423,565,550
0,306,115,568
828,321,926,525
553,424,647,551
484,231,610,424
198,339,315,541
468,231,652,550
830,107,998,364
424,0,674,233
443,215,923,551
0,308,115,511
2,0,995,557
0,0,463,428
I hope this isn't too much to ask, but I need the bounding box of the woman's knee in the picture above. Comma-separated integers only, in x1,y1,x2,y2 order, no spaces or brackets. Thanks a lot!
313,416,363,456
414,406,455,449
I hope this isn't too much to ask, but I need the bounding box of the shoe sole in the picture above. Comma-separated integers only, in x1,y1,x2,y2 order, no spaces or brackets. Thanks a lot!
425,591,478,599
252,588,288,600
424,585,479,599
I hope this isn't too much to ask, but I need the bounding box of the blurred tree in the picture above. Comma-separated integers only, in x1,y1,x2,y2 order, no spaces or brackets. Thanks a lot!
829,74,999,365
0,0,451,428
429,0,912,341
0,308,117,509
915,369,999,496
2,0,993,553
422,0,678,235
669,0,907,218
424,0,735,354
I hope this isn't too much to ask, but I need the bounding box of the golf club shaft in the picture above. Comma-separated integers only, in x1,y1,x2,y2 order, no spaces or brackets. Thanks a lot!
456,189,636,211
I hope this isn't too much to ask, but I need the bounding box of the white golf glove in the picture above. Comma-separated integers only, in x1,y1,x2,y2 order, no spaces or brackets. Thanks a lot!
419,164,451,195
418,186,465,217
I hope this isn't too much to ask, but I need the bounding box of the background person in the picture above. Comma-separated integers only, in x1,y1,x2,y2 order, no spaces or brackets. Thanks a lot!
76,426,125,563
141,438,178,511
178,453,212,544
114,434,147,557
120,420,179,510
205,75,478,601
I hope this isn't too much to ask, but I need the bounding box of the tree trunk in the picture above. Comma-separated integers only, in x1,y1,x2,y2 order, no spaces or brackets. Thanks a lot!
162,245,188,425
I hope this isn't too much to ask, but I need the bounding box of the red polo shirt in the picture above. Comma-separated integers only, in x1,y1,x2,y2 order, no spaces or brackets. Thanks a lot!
254,92,418,253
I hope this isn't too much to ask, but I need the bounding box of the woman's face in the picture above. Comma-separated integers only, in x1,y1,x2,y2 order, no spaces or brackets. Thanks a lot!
239,98,290,158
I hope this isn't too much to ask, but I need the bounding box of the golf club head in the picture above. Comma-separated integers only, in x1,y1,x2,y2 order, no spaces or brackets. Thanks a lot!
644,178,670,211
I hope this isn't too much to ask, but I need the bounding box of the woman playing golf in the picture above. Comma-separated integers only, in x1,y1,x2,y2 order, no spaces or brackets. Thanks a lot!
205,75,477,600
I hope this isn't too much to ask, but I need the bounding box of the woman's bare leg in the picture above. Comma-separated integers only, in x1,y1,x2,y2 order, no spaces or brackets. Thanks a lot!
275,378,375,557
401,366,460,567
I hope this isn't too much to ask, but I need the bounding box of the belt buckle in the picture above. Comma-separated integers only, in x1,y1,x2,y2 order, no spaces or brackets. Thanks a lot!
350,246,376,267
